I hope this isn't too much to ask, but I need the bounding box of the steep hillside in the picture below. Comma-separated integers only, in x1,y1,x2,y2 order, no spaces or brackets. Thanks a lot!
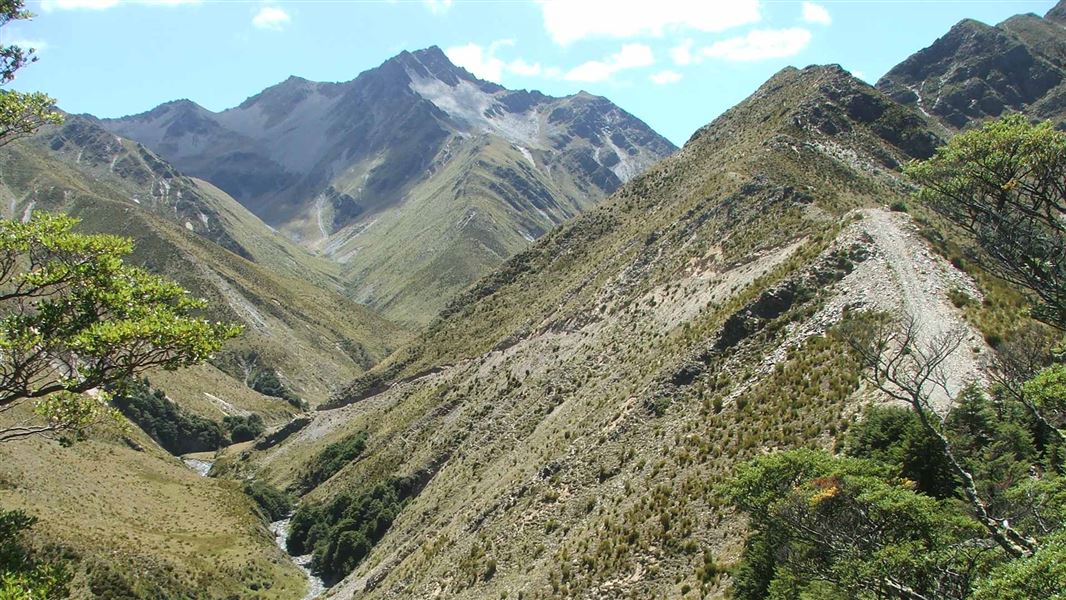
0,117,408,408
877,0,1066,129
0,418,307,599
101,47,676,323
239,66,993,599
0,115,412,597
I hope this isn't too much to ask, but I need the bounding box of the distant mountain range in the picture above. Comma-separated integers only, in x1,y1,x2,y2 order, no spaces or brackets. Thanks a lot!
878,1,1066,130
99,46,676,323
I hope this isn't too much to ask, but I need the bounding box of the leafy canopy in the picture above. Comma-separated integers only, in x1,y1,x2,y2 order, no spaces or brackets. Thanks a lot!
905,115,1066,328
0,509,70,599
0,0,63,147
0,213,240,442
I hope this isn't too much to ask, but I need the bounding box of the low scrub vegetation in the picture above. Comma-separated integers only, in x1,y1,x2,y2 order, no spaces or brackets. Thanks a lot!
111,378,227,455
287,475,422,582
243,481,294,522
294,431,368,493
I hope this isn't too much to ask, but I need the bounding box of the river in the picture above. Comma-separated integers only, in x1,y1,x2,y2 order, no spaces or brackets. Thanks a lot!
270,518,327,600
182,457,326,599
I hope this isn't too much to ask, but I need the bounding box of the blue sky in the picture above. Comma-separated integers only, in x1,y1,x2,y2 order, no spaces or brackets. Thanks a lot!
3,0,1058,145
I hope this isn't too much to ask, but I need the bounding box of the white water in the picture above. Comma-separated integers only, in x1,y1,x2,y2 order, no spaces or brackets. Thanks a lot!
182,457,214,477
270,518,327,600
181,458,325,598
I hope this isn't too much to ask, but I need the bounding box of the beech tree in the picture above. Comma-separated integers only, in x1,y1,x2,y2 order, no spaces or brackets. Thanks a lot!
844,313,1038,559
905,115,1066,329
0,0,63,147
0,214,240,442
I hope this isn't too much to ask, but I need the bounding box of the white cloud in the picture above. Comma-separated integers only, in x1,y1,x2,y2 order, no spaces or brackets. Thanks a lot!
508,58,543,77
424,0,453,14
650,70,682,85
670,40,694,66
564,43,654,82
41,0,199,10
801,2,831,25
702,28,811,62
445,40,542,83
539,0,760,45
852,69,867,81
252,6,291,31
447,42,506,81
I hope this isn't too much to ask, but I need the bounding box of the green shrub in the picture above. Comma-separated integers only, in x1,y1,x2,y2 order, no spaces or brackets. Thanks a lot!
224,414,265,443
948,288,974,308
295,431,368,493
0,509,70,599
111,378,226,455
248,369,305,410
244,481,294,522
287,475,421,582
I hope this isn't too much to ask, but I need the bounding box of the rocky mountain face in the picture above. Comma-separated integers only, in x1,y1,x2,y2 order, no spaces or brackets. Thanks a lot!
100,47,676,323
237,64,1002,599
877,0,1066,129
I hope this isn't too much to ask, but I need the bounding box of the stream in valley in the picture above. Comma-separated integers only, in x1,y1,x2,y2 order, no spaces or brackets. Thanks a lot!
182,457,326,599
270,518,327,600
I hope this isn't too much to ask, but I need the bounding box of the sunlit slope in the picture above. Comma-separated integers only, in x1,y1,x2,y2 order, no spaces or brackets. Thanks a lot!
247,66,990,600
0,120,408,407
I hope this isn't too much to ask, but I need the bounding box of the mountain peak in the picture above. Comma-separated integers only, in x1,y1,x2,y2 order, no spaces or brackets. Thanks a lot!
388,45,497,90
122,98,209,122
234,73,342,113
688,63,938,163
877,6,1066,130
411,45,448,61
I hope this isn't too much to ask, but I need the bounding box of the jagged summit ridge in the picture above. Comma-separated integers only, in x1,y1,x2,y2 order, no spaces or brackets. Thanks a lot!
877,4,1066,129
101,45,674,232
99,46,676,323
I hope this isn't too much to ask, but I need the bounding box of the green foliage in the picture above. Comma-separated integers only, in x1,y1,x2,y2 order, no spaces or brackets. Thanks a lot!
972,531,1066,600
0,90,62,148
247,369,303,410
727,449,994,599
295,431,368,493
0,213,241,443
0,1,63,148
905,114,1066,328
243,481,293,522
223,414,265,443
111,378,226,455
843,404,958,498
0,509,70,599
287,476,419,582
1024,365,1066,429
729,372,1066,599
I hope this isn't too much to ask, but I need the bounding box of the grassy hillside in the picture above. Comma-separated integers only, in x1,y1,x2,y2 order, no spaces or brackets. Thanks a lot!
100,48,676,326
328,134,619,324
0,120,409,408
239,66,1000,599
0,405,307,599
0,119,408,598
